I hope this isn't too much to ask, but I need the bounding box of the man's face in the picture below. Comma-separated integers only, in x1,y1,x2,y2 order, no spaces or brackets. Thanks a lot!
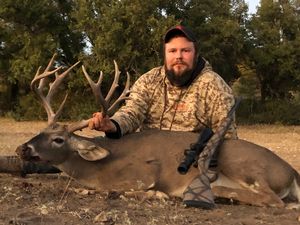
164,36,196,86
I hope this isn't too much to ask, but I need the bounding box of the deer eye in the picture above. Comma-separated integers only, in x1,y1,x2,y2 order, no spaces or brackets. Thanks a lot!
52,137,64,144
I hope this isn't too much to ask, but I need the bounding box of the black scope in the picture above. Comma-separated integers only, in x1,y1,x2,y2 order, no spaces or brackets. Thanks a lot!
177,128,213,175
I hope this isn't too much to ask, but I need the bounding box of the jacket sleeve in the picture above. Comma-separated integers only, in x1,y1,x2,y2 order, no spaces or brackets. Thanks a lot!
110,69,157,136
201,72,237,139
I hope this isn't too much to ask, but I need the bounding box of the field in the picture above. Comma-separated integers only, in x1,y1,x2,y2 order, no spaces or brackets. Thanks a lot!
1,118,300,225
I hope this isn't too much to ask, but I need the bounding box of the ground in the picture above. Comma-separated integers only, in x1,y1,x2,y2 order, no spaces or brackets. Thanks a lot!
1,118,300,225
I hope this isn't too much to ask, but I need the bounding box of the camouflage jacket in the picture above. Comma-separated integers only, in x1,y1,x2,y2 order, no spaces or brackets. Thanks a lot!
111,61,237,139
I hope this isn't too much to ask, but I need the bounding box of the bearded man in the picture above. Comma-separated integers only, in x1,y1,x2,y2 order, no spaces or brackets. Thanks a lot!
89,25,237,209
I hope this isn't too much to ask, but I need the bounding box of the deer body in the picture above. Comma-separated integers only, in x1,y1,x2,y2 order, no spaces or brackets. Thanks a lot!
18,126,199,194
17,125,300,207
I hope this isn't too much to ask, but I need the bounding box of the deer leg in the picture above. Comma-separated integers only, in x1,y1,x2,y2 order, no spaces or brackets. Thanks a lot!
0,155,23,173
212,185,285,207
21,161,61,177
124,190,169,201
241,177,286,207
0,156,60,177
283,177,300,209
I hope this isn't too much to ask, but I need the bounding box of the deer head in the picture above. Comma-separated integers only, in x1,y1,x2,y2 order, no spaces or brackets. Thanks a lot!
16,54,130,165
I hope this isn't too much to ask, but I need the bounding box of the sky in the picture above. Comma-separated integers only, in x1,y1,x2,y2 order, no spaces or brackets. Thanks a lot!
246,0,260,14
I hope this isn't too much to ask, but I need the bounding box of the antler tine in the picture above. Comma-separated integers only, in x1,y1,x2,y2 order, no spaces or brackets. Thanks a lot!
67,61,131,133
30,53,80,125
31,54,62,125
30,53,61,90
47,61,81,101
107,71,131,116
105,60,121,103
46,61,81,123
81,65,108,116
67,65,108,133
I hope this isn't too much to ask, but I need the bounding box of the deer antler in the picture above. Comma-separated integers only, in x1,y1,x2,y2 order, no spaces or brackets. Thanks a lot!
31,53,80,125
67,61,131,133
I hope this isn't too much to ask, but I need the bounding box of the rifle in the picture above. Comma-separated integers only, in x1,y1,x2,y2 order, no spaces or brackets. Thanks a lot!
177,97,241,175
177,127,213,174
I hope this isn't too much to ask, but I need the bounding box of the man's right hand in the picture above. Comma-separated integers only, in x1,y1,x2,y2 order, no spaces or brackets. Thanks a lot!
88,112,117,133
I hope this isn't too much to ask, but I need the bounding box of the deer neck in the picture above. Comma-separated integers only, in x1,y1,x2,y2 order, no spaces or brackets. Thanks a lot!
54,134,129,189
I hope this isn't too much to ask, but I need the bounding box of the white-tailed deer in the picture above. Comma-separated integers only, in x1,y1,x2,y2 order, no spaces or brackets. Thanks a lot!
13,54,300,208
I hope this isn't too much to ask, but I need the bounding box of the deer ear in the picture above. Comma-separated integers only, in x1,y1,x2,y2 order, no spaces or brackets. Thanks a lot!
77,146,110,161
71,138,110,161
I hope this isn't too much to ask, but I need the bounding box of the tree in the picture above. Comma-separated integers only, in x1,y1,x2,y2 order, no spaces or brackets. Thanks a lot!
247,0,300,101
0,0,84,114
73,0,177,77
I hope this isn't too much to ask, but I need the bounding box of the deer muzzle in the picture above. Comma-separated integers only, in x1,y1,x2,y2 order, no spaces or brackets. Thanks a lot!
16,144,41,162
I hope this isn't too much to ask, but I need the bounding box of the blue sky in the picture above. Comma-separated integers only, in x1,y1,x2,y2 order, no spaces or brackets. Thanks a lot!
246,0,260,14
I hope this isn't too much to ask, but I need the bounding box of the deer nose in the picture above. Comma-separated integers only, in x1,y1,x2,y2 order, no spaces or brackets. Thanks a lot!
15,144,33,160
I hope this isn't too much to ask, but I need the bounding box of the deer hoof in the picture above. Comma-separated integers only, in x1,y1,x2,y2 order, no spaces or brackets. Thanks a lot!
285,203,300,210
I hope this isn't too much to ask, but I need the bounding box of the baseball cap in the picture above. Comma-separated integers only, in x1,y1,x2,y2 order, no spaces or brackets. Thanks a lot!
164,25,197,43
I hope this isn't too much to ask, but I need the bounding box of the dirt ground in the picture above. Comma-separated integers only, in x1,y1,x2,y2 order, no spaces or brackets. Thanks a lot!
1,118,300,225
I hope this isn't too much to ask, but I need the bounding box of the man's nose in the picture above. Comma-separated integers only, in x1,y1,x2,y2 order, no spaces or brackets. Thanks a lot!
175,51,183,59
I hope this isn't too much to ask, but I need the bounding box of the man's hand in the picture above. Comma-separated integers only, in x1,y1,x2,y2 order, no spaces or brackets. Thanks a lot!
88,112,117,133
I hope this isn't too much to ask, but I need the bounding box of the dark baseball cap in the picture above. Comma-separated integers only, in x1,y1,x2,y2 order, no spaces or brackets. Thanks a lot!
164,25,197,43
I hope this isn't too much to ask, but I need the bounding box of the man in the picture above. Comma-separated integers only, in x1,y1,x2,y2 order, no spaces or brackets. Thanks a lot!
89,25,237,209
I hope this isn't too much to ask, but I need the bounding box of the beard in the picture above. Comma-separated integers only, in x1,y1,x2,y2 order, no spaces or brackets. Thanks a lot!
165,61,195,87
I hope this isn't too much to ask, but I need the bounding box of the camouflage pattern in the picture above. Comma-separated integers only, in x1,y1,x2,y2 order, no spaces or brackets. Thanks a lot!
111,60,237,138
198,97,240,174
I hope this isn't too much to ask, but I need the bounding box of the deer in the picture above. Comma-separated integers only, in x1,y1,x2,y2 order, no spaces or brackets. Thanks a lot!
9,54,300,209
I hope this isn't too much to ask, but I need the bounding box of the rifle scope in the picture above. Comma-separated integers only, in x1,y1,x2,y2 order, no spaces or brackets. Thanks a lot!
177,128,213,175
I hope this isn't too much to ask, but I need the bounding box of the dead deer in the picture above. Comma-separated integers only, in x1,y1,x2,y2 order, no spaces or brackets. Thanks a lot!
13,54,300,208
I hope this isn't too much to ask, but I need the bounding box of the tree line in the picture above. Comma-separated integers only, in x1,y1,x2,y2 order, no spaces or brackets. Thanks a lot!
1,0,300,124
